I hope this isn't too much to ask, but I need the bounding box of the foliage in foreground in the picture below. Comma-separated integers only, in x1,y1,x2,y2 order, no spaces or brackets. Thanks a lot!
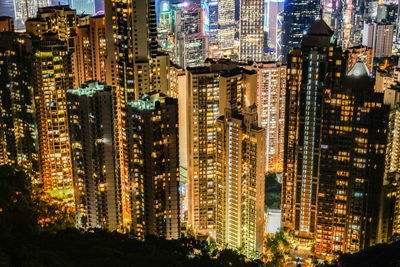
264,229,290,267
324,240,400,267
0,165,262,267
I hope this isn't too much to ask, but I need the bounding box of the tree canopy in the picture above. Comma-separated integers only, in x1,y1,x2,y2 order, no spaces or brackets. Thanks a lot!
0,165,263,267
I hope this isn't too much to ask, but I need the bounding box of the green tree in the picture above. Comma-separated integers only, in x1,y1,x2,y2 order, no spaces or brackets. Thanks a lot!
0,164,74,235
264,229,290,266
265,173,282,210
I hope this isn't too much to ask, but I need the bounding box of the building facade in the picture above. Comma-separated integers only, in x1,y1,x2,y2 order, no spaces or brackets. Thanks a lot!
239,0,265,62
13,0,51,30
0,16,14,32
281,0,319,61
252,61,286,173
215,70,265,255
127,93,180,239
362,21,394,58
70,0,96,15
218,0,235,57
283,20,390,259
316,62,389,257
0,32,37,175
32,35,75,206
67,81,118,230
74,15,106,87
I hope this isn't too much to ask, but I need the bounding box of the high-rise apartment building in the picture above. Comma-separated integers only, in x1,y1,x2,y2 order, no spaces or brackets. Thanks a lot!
32,34,74,206
283,20,339,244
315,61,389,258
74,14,106,87
0,32,37,175
105,0,158,101
239,0,265,62
67,81,118,230
70,0,96,15
105,0,160,230
183,59,258,237
218,0,235,57
281,0,319,61
127,93,180,239
283,20,390,259
381,99,400,240
251,62,286,173
150,52,171,96
25,5,78,41
362,21,394,58
215,69,265,255
185,66,220,236
377,83,400,244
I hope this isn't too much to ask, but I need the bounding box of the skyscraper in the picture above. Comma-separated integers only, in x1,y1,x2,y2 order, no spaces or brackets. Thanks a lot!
67,81,118,230
315,61,389,257
70,0,96,15
239,0,265,62
283,20,390,259
264,0,285,59
127,93,180,239
74,14,106,87
0,32,37,175
174,1,209,68
283,20,339,244
381,100,400,242
207,0,219,45
32,34,74,206
252,61,286,173
218,0,235,57
105,0,160,230
13,0,51,30
105,0,158,101
183,59,258,237
281,0,319,61
0,0,14,19
362,21,394,58
185,65,220,236
215,68,265,256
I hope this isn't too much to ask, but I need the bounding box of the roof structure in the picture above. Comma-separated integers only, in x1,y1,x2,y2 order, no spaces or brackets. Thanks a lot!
307,19,334,36
347,60,370,77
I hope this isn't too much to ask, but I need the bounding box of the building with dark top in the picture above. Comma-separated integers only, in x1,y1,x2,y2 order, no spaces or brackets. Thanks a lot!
0,32,37,175
316,61,389,257
127,92,180,240
282,20,389,259
281,0,320,62
67,81,118,230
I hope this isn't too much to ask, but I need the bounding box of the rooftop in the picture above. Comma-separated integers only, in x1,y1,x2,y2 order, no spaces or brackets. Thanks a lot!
307,19,334,36
127,92,170,111
67,81,109,96
347,60,370,78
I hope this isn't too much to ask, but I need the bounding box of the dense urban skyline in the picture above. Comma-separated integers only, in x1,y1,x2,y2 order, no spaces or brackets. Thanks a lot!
2,0,400,265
